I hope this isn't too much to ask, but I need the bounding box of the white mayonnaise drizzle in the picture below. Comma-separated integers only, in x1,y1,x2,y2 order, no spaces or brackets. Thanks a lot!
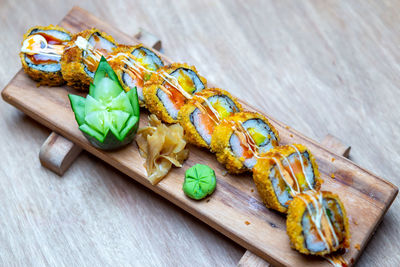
241,140,339,255
196,95,222,125
262,145,339,254
324,255,347,267
298,191,340,254
277,152,301,193
75,36,92,51
159,70,193,100
289,144,315,191
74,36,103,65
270,157,299,195
21,34,64,59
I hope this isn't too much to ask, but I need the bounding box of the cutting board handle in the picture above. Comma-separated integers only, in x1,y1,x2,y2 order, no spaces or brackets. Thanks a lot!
39,28,162,175
237,133,351,267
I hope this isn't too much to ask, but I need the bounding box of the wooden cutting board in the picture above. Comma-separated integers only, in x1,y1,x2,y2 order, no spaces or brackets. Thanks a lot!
2,6,398,267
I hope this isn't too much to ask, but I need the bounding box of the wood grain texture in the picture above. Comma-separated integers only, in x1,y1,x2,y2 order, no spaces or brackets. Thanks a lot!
321,134,351,158
1,1,400,266
239,134,351,266
2,6,397,266
39,132,82,176
238,250,271,267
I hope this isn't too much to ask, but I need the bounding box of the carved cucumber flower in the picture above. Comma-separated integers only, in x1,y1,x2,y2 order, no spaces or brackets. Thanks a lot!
68,56,140,150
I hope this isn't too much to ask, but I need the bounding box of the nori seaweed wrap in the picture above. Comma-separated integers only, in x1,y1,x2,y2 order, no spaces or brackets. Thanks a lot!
143,63,207,123
20,25,71,86
61,28,117,90
178,88,242,149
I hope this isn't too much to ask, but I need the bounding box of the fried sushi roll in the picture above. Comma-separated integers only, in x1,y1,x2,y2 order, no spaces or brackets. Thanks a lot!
287,191,350,256
178,88,242,149
20,25,71,86
143,63,207,123
60,28,117,90
211,112,279,174
112,45,164,106
253,144,322,213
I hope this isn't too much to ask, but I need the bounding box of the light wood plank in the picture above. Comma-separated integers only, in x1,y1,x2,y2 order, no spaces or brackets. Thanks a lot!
2,1,400,266
238,250,271,267
39,132,82,176
322,134,351,158
2,7,397,266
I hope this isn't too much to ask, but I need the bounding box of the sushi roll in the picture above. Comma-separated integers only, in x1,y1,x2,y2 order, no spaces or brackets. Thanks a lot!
111,44,164,106
287,191,350,256
253,144,322,213
19,25,71,86
178,88,242,149
210,111,279,174
60,28,117,90
143,63,207,123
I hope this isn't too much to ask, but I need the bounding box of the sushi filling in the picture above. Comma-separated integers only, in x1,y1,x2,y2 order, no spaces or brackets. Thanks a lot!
157,68,205,120
270,151,316,207
301,197,345,253
190,95,239,145
122,47,163,101
22,29,71,72
230,119,278,169
83,32,116,78
132,47,163,72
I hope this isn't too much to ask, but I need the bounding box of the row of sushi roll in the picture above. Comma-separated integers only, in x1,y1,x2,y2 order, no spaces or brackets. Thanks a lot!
19,25,350,261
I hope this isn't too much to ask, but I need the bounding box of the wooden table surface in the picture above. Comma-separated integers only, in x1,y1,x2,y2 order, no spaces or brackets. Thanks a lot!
1,0,399,266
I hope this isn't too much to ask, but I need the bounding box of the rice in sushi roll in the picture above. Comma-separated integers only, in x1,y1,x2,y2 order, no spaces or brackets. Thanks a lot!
19,25,71,86
253,144,322,213
60,28,117,90
178,88,242,149
111,44,164,106
143,63,207,123
287,191,350,256
211,111,279,174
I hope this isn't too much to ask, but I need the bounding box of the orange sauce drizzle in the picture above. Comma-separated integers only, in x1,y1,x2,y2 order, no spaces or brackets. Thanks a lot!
257,145,345,266
196,104,219,135
298,192,340,254
324,255,348,267
104,52,196,114
25,32,67,64
37,32,66,45
82,43,112,73
163,82,187,109
121,64,144,89
228,121,259,160
29,54,59,65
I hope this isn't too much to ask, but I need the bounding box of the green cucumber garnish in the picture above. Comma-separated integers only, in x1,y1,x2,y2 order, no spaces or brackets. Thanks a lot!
69,56,140,150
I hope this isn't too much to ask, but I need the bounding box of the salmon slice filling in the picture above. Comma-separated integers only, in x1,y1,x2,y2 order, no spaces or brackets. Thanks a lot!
122,47,163,101
302,198,345,253
190,95,239,145
83,32,116,77
157,68,205,120
23,29,71,72
270,151,316,207
230,119,278,169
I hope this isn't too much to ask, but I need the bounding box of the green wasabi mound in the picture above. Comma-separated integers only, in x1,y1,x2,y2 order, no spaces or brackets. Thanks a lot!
183,164,217,200
69,56,140,150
